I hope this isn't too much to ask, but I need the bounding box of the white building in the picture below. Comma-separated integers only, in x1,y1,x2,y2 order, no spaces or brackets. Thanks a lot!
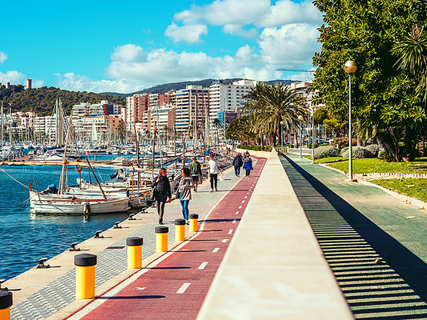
209,79,256,126
34,116,60,143
171,85,209,133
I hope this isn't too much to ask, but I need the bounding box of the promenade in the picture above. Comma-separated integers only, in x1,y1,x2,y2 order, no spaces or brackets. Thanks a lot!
6,150,427,319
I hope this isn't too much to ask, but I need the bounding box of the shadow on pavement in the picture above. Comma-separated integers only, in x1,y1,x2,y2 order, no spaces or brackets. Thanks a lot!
283,155,427,319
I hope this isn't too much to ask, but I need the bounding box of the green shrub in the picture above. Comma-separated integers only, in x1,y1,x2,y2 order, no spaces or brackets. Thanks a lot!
314,146,341,160
320,143,330,147
290,144,294,148
307,143,319,149
366,144,380,157
378,149,393,162
341,146,374,159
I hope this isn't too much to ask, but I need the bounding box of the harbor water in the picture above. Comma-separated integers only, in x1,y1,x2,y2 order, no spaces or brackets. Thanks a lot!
0,162,131,281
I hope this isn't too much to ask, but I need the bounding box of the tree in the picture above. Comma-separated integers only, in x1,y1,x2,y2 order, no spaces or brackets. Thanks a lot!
212,118,222,147
244,82,308,147
312,0,427,161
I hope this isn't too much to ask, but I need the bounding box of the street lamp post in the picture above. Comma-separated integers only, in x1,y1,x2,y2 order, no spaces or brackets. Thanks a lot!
311,107,315,164
344,60,357,181
298,115,303,158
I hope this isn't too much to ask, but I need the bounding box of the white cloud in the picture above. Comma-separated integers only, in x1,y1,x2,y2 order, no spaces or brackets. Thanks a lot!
258,24,320,66
56,72,145,94
259,0,323,27
174,0,270,26
165,23,208,44
222,24,259,38
167,0,322,42
0,71,26,84
32,79,44,88
111,44,147,63
0,52,7,64
103,44,282,91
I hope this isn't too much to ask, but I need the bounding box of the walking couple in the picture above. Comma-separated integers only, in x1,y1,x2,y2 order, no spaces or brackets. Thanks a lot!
151,166,196,225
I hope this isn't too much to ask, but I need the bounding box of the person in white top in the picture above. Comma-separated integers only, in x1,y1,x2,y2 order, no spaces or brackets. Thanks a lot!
208,153,221,192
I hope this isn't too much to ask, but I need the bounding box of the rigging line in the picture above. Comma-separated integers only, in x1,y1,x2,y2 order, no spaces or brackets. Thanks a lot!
0,167,29,189
12,197,30,208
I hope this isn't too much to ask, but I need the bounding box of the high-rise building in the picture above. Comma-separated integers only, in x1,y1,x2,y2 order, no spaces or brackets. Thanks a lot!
126,94,150,131
209,79,256,126
171,85,209,133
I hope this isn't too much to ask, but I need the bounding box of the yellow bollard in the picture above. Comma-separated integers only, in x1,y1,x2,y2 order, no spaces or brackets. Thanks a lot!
155,226,169,252
189,214,199,232
127,237,143,269
0,291,12,320
74,254,97,300
175,219,186,241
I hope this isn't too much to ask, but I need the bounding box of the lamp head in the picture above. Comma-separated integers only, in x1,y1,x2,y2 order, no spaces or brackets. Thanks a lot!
344,60,357,74
298,115,303,121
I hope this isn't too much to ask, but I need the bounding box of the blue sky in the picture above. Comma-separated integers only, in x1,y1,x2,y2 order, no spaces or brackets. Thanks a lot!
0,0,322,93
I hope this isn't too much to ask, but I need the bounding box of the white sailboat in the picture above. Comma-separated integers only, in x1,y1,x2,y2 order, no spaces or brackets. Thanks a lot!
29,116,130,215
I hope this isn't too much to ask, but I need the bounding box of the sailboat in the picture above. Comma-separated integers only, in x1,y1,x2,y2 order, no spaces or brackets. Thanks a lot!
29,116,130,215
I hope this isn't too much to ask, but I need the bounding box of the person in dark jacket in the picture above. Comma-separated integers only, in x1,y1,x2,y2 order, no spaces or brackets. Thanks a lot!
243,154,253,178
151,167,172,225
232,153,243,177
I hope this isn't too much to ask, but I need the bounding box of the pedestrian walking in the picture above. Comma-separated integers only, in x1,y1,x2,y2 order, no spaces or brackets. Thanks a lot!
177,167,194,224
208,153,221,192
151,167,172,225
243,153,253,177
189,157,203,192
232,153,243,177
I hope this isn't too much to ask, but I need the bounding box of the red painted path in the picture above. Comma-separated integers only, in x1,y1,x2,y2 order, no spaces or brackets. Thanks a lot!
74,157,266,320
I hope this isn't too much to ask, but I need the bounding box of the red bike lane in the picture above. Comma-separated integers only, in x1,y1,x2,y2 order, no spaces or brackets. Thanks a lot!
74,157,267,320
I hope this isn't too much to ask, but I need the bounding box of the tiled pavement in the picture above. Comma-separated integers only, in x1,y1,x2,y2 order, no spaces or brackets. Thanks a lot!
10,161,258,320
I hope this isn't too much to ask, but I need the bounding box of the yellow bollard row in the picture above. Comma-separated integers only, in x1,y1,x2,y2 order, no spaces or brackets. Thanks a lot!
155,226,169,252
175,219,186,242
189,214,199,232
74,254,97,300
127,237,143,269
0,291,12,320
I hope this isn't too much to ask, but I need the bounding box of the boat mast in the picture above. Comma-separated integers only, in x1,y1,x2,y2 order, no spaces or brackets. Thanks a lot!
59,115,73,194
152,121,156,179
1,101,3,146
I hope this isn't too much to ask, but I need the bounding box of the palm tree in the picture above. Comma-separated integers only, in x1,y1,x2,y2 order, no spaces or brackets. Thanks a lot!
392,24,427,101
244,83,308,147
212,118,222,147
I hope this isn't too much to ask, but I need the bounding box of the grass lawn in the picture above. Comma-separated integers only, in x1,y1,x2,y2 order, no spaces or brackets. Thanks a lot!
371,179,427,203
327,158,427,174
304,156,346,163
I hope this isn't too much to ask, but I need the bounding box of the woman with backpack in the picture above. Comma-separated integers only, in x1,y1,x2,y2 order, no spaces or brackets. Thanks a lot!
243,153,253,178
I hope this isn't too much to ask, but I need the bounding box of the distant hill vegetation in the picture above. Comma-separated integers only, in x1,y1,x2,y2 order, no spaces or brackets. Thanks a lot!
102,78,300,96
0,85,126,115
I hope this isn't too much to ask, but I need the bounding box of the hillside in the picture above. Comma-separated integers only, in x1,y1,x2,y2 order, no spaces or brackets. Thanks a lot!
102,78,299,96
0,78,301,115
0,85,126,115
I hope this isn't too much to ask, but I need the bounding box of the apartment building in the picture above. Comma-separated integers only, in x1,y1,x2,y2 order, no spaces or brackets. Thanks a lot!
209,79,256,127
126,94,150,131
72,101,121,118
171,85,209,133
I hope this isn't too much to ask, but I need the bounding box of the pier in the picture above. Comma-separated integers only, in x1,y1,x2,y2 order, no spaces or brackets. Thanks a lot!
4,149,427,319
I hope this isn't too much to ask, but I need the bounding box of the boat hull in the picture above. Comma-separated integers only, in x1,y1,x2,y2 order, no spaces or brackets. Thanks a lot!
30,197,130,215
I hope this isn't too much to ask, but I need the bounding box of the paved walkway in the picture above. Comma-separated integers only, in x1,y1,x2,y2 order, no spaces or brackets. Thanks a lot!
282,154,427,319
64,157,267,319
8,158,262,320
